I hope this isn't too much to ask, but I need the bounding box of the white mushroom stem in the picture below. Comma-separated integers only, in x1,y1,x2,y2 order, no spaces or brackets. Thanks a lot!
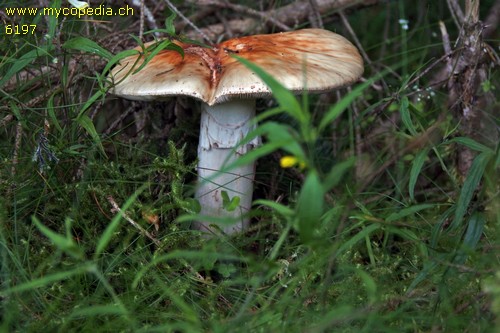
194,99,260,234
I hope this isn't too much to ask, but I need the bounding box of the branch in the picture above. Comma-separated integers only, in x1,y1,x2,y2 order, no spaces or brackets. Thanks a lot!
484,0,500,38
187,0,379,40
199,0,292,31
107,195,161,247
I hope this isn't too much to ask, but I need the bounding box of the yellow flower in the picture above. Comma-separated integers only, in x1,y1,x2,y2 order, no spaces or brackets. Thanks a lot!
280,155,306,169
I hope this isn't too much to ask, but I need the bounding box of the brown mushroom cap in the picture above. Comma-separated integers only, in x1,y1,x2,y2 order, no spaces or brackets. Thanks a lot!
109,29,364,105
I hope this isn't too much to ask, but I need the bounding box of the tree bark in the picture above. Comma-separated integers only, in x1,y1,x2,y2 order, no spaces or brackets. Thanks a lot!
446,0,498,179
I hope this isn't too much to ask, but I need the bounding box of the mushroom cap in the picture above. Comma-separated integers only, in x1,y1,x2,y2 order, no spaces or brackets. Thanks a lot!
109,29,363,106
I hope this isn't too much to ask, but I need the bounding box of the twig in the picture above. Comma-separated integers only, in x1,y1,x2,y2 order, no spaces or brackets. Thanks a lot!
215,10,234,39
446,0,465,28
104,104,136,135
308,0,324,28
405,49,460,91
0,114,14,128
358,112,447,193
439,21,452,56
10,121,23,181
139,0,145,39
191,0,379,40
0,84,61,112
351,93,363,180
338,10,371,66
201,0,292,31
107,195,161,247
128,0,159,37
162,0,214,43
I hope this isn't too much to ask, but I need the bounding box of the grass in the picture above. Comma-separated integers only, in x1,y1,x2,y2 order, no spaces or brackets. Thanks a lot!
1,0,499,332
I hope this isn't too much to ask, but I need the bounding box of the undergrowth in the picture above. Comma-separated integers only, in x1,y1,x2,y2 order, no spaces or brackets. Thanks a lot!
1,0,499,332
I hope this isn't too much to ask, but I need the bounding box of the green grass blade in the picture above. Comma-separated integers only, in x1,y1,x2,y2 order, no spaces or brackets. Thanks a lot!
407,260,439,294
336,223,380,256
296,171,324,243
76,114,106,157
318,80,371,133
254,199,294,217
399,96,418,135
134,40,184,74
385,226,429,257
451,152,492,230
0,45,54,88
94,185,146,258
101,49,141,81
323,157,355,191
233,56,305,124
455,212,485,264
77,88,105,116
449,137,494,154
386,203,435,222
63,37,113,60
409,148,429,201
2,264,91,295
164,11,176,35
32,216,83,260
132,250,247,287
47,93,63,133
68,304,128,318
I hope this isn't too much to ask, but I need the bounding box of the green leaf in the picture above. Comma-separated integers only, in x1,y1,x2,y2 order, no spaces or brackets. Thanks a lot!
3,265,91,295
133,250,247,287
430,206,454,247
263,122,304,158
69,304,127,319
0,45,54,88
462,212,485,249
217,263,237,278
323,157,355,192
165,11,176,35
449,137,494,154
318,80,371,133
399,96,418,135
407,259,439,293
144,11,177,36
9,102,23,126
101,49,141,81
350,267,378,304
409,148,429,200
77,89,105,117
336,223,381,256
228,122,304,171
296,171,324,243
386,203,435,222
384,226,428,257
76,114,106,157
455,212,485,264
32,216,84,260
221,190,240,212
495,147,500,169
63,37,113,60
451,152,492,230
46,0,60,42
47,93,63,133
133,40,184,74
234,56,305,124
254,199,294,217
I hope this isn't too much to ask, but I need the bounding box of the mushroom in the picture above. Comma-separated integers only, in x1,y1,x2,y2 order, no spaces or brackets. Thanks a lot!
109,28,363,234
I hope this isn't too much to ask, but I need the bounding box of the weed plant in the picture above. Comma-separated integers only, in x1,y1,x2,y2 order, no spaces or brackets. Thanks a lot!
0,1,499,332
